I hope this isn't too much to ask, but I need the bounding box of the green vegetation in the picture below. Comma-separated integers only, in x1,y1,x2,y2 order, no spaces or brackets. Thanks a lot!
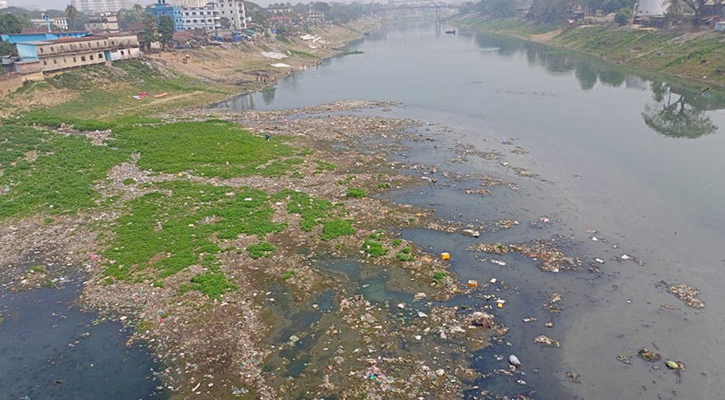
392,239,402,246
180,272,238,299
363,235,388,257
282,270,296,280
29,265,47,274
123,178,137,185
432,271,447,284
396,247,414,262
321,218,356,240
276,189,334,231
113,121,295,179
247,242,276,259
338,50,364,56
286,48,318,59
0,126,129,220
103,181,285,281
314,160,337,174
346,188,367,198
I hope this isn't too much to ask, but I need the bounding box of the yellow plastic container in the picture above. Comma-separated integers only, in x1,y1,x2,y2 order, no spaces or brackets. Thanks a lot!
440,252,451,260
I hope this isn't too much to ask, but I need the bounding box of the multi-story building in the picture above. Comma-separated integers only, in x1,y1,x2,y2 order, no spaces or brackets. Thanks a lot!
30,17,69,31
173,0,206,6
10,33,140,74
217,0,247,30
146,0,185,32
0,1,8,9
85,14,120,32
180,3,221,32
71,0,131,15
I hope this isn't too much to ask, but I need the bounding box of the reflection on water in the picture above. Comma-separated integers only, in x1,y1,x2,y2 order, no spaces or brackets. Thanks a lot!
474,32,725,138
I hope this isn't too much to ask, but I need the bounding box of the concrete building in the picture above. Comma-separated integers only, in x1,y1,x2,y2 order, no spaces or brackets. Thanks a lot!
12,33,140,74
30,18,69,31
146,0,185,32
85,14,120,32
181,2,221,32
0,1,7,9
71,0,131,15
217,0,247,30
173,0,207,6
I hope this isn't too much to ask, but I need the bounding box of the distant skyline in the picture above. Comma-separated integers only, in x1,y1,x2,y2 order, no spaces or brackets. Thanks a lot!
4,0,286,11
3,0,395,11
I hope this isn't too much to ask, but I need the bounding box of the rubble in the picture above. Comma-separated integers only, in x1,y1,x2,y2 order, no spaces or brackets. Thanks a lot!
534,335,561,347
468,238,582,273
667,283,705,309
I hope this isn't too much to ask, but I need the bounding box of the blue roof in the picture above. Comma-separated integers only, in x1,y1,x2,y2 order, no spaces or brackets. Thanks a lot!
1,32,90,44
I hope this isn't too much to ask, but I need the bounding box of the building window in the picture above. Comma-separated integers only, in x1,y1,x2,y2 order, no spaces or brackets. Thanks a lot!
64,58,67,62
60,45,64,50
43,61,47,65
40,48,44,53
121,50,125,55
53,59,57,64
90,55,94,60
111,41,115,45
50,46,54,51
98,53,102,58
81,56,86,61
73,57,77,62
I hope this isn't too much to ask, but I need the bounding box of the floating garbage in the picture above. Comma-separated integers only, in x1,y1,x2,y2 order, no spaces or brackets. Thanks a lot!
467,279,478,289
534,335,560,347
509,355,521,366
440,252,450,260
638,348,661,362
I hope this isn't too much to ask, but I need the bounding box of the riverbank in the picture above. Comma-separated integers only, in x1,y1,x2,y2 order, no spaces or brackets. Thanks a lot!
0,18,377,122
454,16,725,89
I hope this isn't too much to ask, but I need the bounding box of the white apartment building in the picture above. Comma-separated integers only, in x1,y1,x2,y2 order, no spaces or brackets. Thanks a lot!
181,3,221,32
70,0,131,15
217,0,246,30
0,1,8,10
173,0,207,6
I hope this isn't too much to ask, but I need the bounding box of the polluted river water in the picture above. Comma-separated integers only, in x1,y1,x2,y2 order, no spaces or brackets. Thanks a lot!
213,23,725,400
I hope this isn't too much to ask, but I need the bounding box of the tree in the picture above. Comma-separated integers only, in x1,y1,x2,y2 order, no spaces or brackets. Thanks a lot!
0,40,14,56
477,0,518,18
140,13,158,51
667,0,706,24
0,13,29,34
65,4,78,30
158,15,174,50
119,4,145,30
614,6,632,25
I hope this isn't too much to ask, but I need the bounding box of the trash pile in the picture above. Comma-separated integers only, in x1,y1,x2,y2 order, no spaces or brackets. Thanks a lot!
468,238,582,273
667,283,705,309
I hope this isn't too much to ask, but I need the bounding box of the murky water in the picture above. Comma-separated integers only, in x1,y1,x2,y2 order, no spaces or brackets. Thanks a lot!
0,283,165,400
215,22,725,400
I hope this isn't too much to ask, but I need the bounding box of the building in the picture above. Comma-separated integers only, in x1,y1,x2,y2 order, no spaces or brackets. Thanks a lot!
146,0,185,32
181,3,221,32
85,14,120,32
1,32,90,44
306,10,325,25
173,0,207,6
217,0,247,30
30,18,69,31
0,1,7,9
10,33,140,74
637,0,667,16
267,3,292,14
70,0,131,15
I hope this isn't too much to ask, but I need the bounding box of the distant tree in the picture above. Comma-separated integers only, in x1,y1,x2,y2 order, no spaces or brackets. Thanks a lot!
643,89,717,138
614,6,632,25
65,4,78,30
158,15,174,49
527,0,575,23
119,4,145,30
140,13,158,51
0,39,14,56
312,2,331,14
477,0,518,18
0,13,29,34
667,0,706,23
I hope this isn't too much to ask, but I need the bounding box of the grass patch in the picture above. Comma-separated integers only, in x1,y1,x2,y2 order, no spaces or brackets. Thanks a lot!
103,181,285,281
321,218,356,241
123,178,136,185
432,271,447,284
113,121,295,179
282,270,296,280
247,242,276,258
180,272,238,299
0,126,129,220
314,160,337,174
346,188,367,198
29,265,46,274
363,237,388,257
287,48,318,59
275,189,334,231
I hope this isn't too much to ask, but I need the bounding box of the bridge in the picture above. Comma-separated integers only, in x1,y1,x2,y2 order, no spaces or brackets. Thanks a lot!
380,0,459,11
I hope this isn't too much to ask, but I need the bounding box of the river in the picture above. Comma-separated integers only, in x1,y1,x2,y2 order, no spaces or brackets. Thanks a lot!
213,22,725,400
